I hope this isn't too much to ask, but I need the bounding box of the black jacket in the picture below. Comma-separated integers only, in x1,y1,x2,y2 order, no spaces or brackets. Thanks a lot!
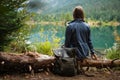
65,19,95,59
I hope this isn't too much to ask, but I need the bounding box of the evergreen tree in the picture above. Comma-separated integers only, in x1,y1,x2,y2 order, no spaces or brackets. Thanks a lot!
0,0,27,51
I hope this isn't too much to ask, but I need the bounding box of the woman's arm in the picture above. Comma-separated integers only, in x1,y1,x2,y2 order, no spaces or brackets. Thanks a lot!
65,25,72,47
87,27,95,54
87,27,98,60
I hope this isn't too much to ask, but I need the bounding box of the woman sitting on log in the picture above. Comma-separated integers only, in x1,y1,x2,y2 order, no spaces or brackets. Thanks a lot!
65,6,97,60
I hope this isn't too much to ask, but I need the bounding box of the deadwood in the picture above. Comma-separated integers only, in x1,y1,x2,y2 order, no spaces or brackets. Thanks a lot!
0,52,55,73
0,52,120,73
78,58,120,68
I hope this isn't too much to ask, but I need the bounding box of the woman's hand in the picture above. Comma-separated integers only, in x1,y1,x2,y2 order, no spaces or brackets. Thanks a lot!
91,54,98,60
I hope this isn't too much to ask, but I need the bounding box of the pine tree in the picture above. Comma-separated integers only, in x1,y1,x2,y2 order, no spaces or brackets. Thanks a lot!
0,0,26,51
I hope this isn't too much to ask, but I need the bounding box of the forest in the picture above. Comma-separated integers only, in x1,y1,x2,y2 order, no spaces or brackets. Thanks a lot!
0,0,120,80
38,0,120,22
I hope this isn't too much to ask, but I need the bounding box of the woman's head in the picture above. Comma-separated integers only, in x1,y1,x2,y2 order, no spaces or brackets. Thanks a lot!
73,6,84,20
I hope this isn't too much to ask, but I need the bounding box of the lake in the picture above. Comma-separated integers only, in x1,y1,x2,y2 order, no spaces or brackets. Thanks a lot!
29,24,120,50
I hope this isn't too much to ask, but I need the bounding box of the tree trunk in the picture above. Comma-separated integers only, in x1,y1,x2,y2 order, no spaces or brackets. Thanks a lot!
0,52,55,73
0,52,120,73
78,58,120,68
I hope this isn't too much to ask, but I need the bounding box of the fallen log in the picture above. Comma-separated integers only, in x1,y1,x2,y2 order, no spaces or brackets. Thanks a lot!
0,52,55,73
78,58,120,68
0,52,120,73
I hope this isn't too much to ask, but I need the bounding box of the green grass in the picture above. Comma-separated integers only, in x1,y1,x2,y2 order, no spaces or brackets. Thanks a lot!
105,43,120,59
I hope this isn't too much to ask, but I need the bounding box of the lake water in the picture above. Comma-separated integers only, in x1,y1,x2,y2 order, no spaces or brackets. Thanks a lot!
29,24,120,50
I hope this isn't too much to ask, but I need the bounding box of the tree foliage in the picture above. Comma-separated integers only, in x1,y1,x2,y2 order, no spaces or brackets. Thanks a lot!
40,0,120,22
0,0,27,51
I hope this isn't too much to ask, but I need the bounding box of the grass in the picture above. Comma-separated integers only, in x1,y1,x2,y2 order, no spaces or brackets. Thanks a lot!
105,43,120,59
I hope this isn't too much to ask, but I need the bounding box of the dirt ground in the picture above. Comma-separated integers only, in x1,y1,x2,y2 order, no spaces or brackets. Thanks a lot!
0,69,120,80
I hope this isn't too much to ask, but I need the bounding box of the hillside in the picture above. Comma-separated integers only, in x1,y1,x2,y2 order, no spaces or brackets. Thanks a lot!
41,0,120,21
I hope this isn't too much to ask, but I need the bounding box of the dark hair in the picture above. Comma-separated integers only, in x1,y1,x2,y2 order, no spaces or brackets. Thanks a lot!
73,6,84,20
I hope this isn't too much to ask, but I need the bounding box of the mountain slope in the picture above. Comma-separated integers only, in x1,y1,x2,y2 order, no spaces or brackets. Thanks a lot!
42,0,120,21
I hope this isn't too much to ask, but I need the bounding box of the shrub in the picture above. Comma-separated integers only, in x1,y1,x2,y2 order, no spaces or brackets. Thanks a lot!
105,43,120,59
33,37,61,56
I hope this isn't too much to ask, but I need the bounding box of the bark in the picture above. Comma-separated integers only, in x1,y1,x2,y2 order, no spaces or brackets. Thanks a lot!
0,52,120,73
78,58,120,68
0,52,55,73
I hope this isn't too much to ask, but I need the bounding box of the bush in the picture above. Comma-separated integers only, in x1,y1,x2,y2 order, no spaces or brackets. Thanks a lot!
105,43,120,59
35,41,53,55
34,38,60,55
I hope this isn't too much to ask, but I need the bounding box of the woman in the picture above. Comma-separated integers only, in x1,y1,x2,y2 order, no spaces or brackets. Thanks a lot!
65,6,97,60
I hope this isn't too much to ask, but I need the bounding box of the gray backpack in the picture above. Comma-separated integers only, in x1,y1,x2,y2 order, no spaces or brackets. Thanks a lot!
52,48,78,76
